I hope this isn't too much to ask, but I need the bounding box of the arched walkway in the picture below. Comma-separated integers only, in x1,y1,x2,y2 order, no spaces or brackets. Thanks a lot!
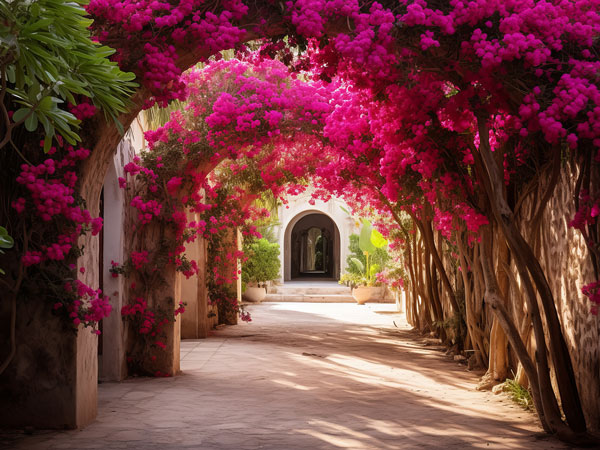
2,1,587,435
2,304,569,450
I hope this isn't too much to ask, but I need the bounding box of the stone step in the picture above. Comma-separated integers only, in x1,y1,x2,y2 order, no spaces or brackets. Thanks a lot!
269,286,351,295
264,293,356,303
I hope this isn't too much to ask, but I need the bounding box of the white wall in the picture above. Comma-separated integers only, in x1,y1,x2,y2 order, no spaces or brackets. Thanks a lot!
276,191,357,282
100,117,145,381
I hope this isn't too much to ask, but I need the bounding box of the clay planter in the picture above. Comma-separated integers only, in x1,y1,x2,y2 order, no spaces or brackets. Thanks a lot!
243,286,267,303
352,286,384,305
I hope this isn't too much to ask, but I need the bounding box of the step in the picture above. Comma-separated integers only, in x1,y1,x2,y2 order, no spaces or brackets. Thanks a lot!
269,286,351,295
264,293,355,303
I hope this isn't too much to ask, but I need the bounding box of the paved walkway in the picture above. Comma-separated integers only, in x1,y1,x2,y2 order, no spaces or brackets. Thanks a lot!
2,303,569,449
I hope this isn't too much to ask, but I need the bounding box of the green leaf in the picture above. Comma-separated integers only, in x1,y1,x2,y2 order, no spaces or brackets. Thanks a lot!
38,95,53,112
0,226,14,249
24,113,38,131
370,229,387,249
115,119,124,136
24,18,54,32
43,134,53,153
370,264,380,277
12,107,31,123
15,62,24,89
359,220,376,254
350,257,365,274
31,2,41,18
27,79,41,102
37,111,51,134
3,0,136,156
6,65,15,84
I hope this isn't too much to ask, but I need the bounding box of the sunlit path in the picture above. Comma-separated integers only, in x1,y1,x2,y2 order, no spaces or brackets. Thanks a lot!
3,304,569,450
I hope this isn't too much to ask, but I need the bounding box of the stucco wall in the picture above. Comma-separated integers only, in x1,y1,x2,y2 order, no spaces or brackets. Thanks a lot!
277,192,357,282
180,211,211,339
0,298,80,428
534,168,600,431
0,120,148,430
99,131,138,381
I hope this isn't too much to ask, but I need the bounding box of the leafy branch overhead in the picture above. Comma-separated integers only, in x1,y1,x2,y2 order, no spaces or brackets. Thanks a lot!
0,0,137,151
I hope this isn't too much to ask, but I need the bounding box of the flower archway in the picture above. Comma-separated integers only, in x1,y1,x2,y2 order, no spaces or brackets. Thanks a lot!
1,0,599,440
109,58,330,375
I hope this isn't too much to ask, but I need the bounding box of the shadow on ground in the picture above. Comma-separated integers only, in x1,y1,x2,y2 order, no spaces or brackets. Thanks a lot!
1,303,571,450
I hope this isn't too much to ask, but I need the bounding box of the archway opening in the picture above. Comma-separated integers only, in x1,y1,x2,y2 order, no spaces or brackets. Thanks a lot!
287,213,340,281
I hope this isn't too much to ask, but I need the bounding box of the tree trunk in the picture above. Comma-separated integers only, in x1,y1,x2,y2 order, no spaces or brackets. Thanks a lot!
479,225,549,432
415,234,433,331
404,229,420,328
456,235,487,368
415,216,461,314
475,115,586,435
490,228,509,380
424,244,447,341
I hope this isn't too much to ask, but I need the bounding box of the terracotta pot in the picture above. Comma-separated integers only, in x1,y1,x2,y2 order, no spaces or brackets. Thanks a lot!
352,286,384,305
243,286,267,303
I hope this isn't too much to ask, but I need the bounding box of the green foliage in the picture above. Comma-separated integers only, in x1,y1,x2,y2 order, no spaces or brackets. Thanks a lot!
0,226,13,249
358,218,387,253
143,100,183,129
339,272,364,289
242,238,281,285
432,310,466,346
500,377,534,411
0,226,14,275
359,219,377,254
0,0,136,149
347,235,389,270
343,232,389,287
340,262,381,289
349,256,364,274
257,222,280,244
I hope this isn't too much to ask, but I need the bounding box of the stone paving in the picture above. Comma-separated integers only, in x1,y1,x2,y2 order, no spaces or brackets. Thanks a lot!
1,303,570,449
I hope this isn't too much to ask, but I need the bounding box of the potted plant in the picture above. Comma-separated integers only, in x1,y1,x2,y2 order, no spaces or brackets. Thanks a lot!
340,219,388,304
242,238,280,302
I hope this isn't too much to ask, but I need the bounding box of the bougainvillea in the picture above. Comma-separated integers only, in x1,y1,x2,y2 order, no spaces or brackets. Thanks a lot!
3,0,599,437
11,140,113,331
112,58,331,372
85,0,600,292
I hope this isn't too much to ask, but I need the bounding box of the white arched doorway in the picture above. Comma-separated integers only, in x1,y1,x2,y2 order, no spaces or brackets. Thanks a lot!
277,193,357,282
284,212,341,280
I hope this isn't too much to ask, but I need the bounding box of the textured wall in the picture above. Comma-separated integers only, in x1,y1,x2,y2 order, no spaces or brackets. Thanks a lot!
181,211,210,339
527,168,600,431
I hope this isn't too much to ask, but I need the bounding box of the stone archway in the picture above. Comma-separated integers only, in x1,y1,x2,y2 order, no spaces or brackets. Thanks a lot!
283,211,342,281
290,214,338,279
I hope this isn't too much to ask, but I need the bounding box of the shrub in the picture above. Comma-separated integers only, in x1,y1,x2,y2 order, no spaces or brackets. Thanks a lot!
242,238,280,286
